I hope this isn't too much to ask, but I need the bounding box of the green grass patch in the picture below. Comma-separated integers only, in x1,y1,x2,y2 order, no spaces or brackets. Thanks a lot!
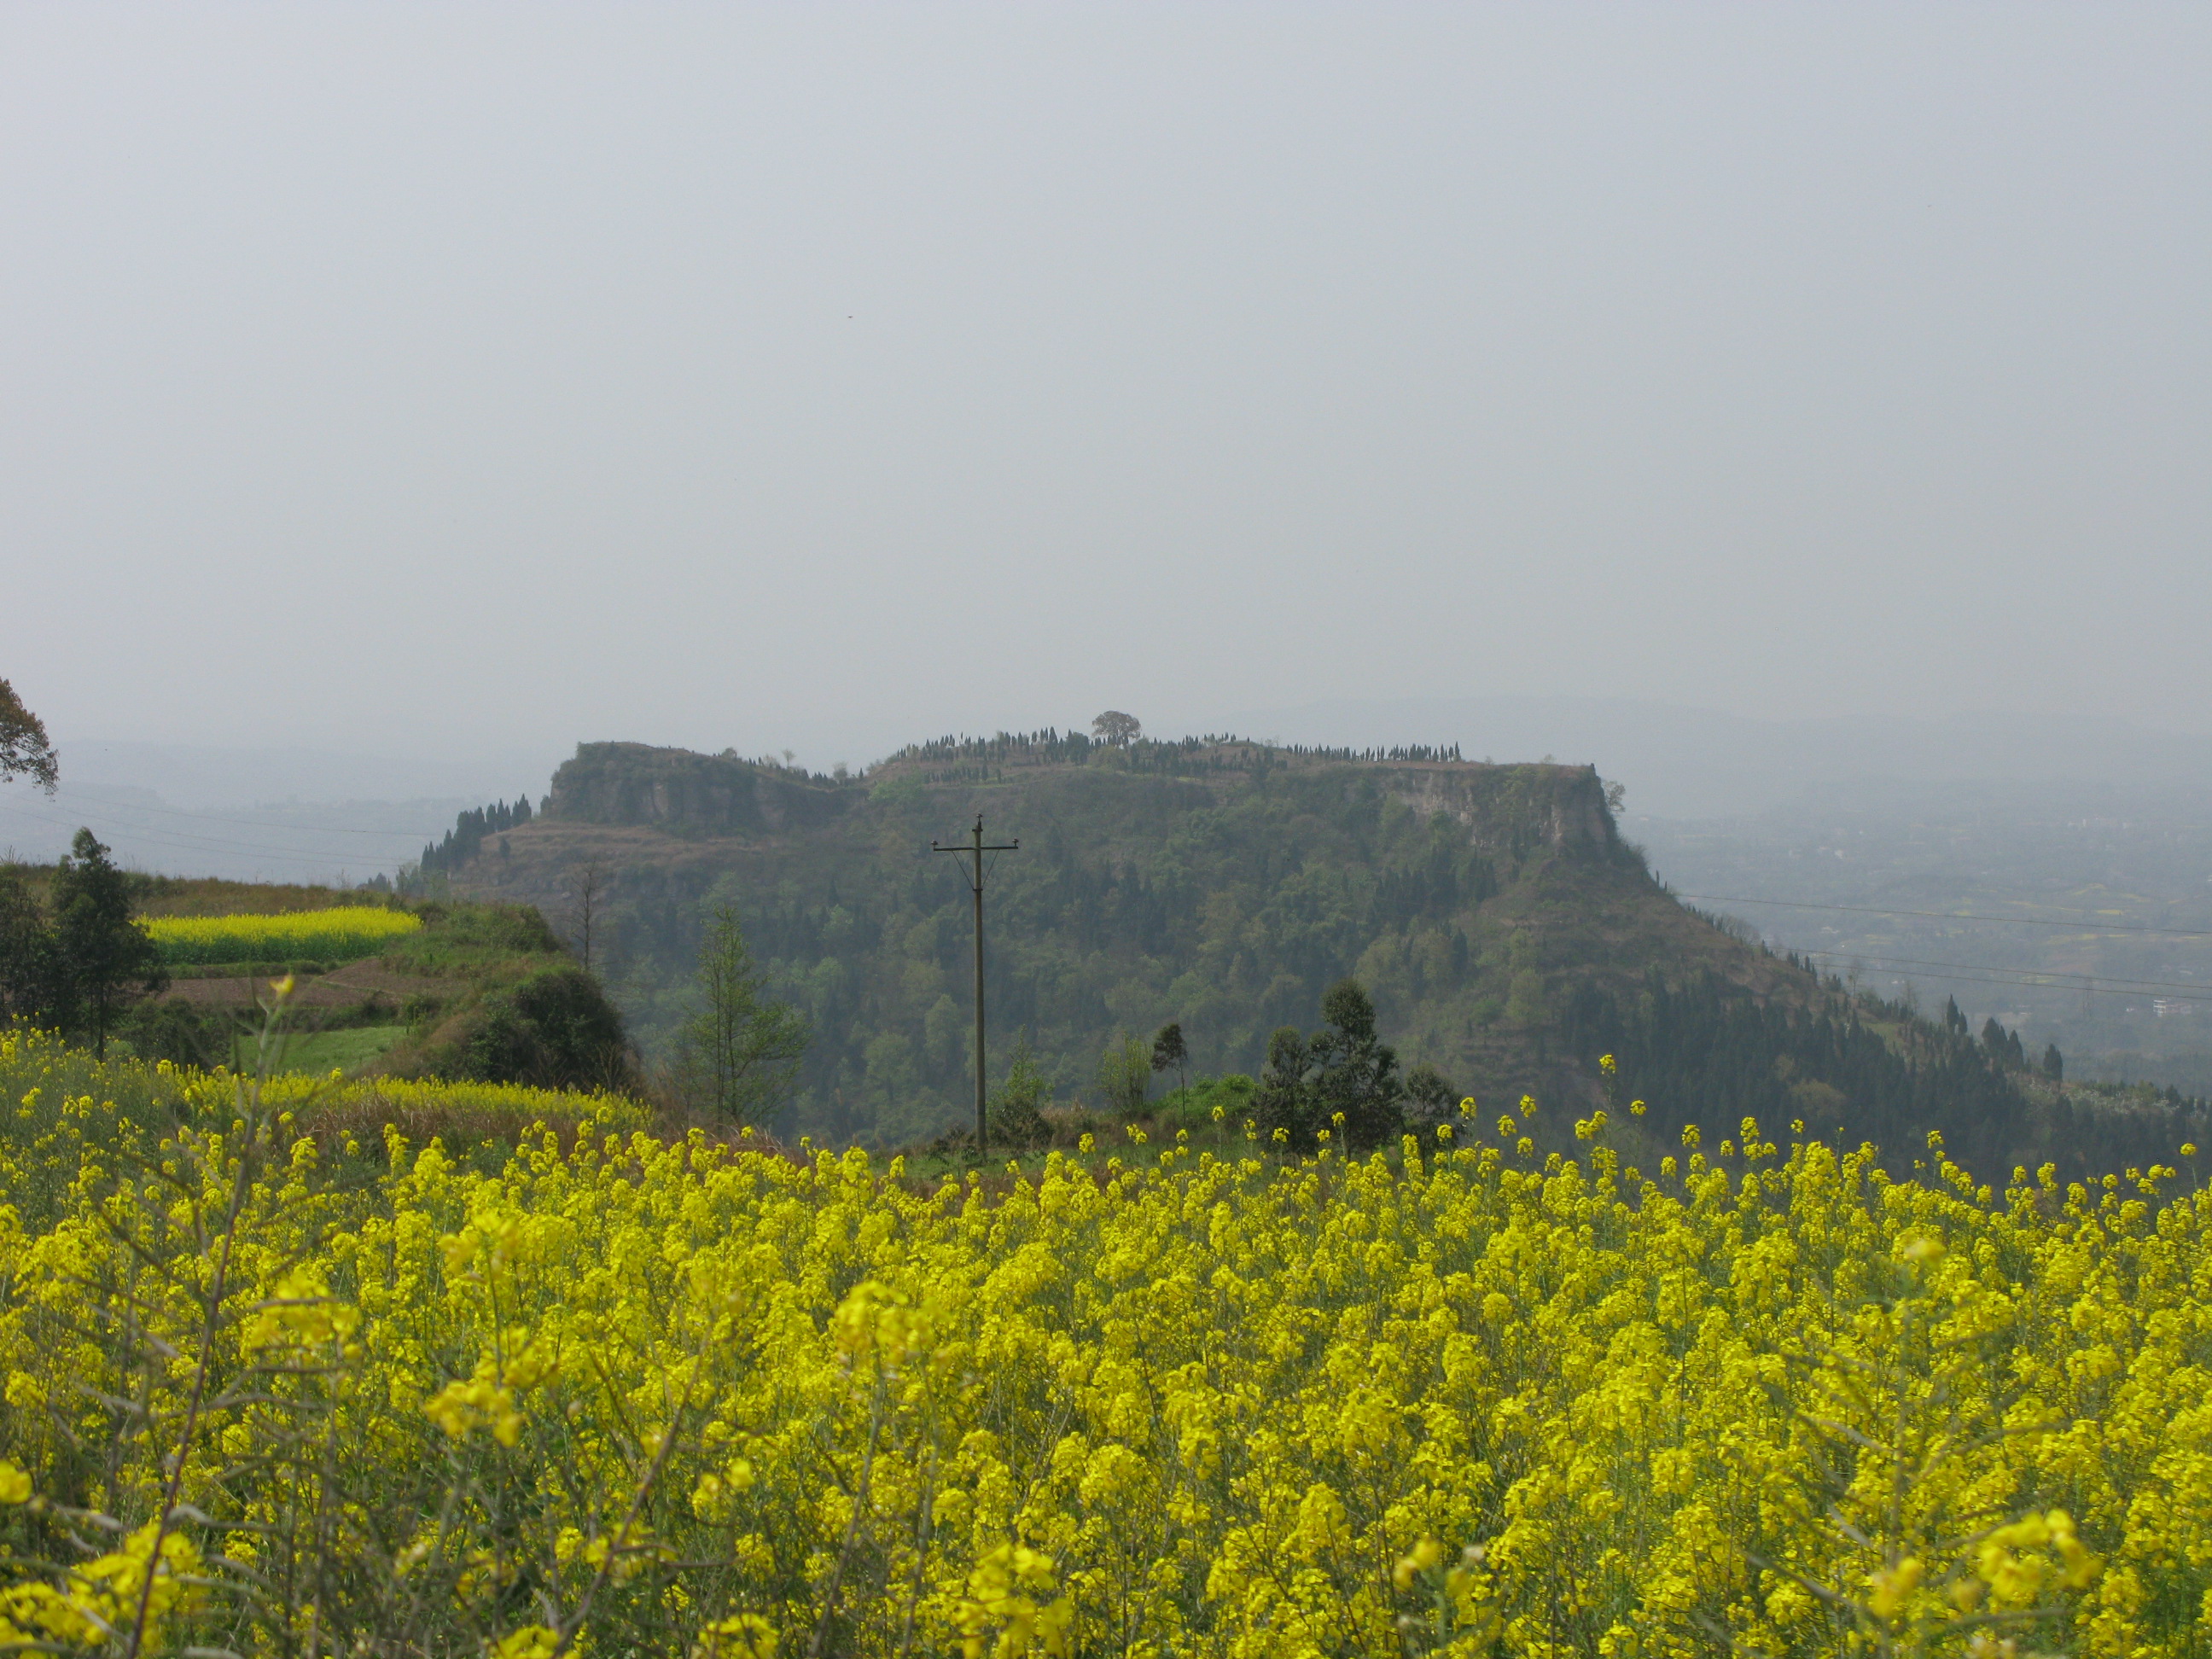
378,901,563,975
247,1025,408,1076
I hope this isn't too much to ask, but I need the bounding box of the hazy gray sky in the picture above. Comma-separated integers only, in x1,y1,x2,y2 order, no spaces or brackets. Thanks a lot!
7,3,2208,772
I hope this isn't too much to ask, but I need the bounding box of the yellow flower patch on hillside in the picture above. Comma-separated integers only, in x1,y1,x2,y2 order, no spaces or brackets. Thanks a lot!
145,905,421,964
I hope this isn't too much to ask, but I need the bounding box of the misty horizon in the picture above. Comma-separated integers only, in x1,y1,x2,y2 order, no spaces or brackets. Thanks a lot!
6,4,2208,765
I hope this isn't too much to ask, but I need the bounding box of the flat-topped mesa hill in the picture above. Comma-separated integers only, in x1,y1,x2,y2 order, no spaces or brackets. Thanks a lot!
535,735,1622,847
440,732,2071,1168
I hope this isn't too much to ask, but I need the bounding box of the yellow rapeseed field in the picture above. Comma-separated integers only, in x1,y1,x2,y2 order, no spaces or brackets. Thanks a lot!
0,1022,2204,1656
144,905,421,965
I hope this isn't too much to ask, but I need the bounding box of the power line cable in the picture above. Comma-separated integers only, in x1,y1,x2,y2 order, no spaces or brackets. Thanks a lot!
1807,963,2187,1006
1793,948,2209,999
0,804,405,876
25,791,442,839
1811,964,2154,1002
3,805,385,863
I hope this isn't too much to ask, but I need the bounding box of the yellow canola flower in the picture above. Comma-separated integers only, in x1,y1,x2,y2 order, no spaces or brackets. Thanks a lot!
1394,1534,1444,1590
833,1278,935,1367
422,1337,550,1448
1868,1556,1923,1620
696,1612,778,1658
953,1545,1069,1659
1977,1510,2098,1603
0,1522,203,1650
492,1625,562,1659
0,1026,2184,1656
244,1264,357,1350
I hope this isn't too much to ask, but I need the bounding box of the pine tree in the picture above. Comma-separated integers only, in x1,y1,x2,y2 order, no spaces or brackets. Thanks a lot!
676,905,810,1121
1254,1026,1312,1143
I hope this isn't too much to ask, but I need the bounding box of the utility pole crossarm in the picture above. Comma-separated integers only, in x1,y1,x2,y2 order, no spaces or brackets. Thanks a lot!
931,814,1018,1159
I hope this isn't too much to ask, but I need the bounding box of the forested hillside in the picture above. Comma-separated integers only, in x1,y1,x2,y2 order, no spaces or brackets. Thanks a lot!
438,734,2207,1167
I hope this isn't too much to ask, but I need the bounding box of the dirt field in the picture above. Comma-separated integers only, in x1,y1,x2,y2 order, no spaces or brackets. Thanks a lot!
160,960,448,1010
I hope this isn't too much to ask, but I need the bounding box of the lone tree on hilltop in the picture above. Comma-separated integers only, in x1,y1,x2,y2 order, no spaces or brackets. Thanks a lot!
52,829,166,1058
1091,710,1141,747
0,679,57,793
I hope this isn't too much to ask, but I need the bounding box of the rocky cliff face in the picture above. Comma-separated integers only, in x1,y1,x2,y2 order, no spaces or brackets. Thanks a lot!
544,743,853,837
1375,762,1620,855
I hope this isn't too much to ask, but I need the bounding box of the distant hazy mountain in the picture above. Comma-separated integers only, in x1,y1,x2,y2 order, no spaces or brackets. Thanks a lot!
47,739,560,811
0,739,559,883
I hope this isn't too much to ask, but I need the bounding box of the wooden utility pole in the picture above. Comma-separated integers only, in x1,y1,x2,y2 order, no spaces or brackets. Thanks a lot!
933,814,1018,1157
